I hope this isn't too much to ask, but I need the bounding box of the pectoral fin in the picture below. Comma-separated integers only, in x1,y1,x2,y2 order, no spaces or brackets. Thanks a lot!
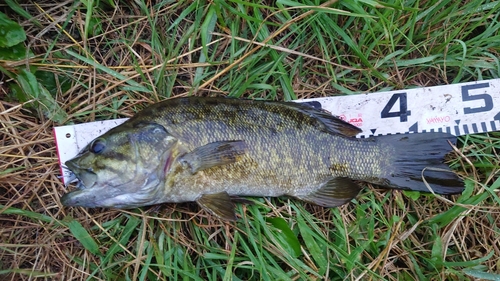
180,140,247,174
297,177,362,207
196,192,237,221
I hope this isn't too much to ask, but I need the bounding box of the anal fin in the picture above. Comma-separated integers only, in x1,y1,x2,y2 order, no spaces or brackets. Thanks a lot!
297,177,362,207
196,192,237,221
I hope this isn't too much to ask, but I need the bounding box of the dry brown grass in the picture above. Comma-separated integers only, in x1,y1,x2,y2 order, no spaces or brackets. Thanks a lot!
1,100,67,279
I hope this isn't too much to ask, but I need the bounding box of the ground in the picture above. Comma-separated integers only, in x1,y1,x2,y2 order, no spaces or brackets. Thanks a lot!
1,0,499,280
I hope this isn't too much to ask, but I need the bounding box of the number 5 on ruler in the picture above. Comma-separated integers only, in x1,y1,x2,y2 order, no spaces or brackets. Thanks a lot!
462,83,493,114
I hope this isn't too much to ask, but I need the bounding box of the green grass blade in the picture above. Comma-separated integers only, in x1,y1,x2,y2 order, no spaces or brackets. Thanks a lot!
65,216,101,256
65,49,152,93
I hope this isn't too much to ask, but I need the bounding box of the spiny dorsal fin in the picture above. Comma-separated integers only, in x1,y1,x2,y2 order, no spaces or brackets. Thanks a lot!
277,102,362,137
196,192,237,221
297,177,362,207
180,140,247,174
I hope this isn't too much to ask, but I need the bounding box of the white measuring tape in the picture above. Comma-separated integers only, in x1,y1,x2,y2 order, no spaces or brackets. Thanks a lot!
296,78,499,137
54,78,500,183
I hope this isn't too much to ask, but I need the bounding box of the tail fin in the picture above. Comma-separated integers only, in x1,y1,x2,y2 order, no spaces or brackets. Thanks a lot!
377,133,463,195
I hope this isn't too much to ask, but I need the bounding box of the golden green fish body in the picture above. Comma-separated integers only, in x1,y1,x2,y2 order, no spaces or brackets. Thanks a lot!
145,100,386,200
62,97,463,220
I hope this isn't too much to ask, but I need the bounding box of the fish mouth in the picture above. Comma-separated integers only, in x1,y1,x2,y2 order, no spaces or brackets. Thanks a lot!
61,160,101,207
61,173,118,208
61,157,165,209
65,160,97,189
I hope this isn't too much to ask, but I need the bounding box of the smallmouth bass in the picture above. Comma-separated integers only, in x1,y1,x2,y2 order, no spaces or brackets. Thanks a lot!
61,97,464,220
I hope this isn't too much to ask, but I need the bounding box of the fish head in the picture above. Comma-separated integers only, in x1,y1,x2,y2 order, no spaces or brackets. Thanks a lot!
61,122,178,209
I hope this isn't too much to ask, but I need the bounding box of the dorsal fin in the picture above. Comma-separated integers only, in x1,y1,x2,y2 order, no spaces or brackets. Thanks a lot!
272,101,362,137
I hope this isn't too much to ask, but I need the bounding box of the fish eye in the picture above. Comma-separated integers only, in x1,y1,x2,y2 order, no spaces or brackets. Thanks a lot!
89,139,106,154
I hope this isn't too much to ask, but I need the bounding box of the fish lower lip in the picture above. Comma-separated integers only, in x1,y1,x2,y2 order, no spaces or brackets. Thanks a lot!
61,193,73,206
61,191,83,206
61,190,100,207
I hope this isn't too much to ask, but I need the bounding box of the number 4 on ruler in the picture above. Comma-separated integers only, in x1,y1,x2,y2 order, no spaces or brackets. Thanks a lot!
381,93,411,122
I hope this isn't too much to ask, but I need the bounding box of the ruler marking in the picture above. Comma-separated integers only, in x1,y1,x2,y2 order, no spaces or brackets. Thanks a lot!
463,124,470,134
472,123,478,133
481,122,487,132
491,120,497,131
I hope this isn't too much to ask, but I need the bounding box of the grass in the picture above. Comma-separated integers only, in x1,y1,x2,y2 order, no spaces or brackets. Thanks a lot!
1,0,500,280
